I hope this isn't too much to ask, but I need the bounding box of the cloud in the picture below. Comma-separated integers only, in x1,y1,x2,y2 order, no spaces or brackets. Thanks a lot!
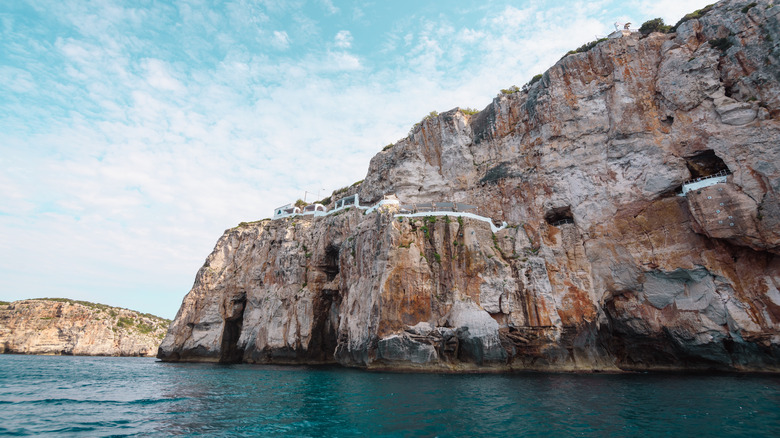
334,30,353,48
143,59,184,92
318,0,339,15
271,30,291,49
0,0,721,319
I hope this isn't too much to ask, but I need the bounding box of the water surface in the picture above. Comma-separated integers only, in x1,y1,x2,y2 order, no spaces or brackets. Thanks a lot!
0,355,778,436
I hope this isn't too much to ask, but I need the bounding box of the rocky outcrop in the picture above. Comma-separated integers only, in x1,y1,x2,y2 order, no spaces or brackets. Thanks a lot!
0,299,170,356
160,0,780,372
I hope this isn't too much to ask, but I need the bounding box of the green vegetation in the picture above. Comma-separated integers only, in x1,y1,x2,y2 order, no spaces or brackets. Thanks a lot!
567,38,607,55
671,3,715,31
528,74,543,86
116,316,134,329
426,216,437,224
500,85,521,95
742,2,757,13
351,179,364,187
319,196,331,206
433,252,441,263
294,199,308,209
412,111,440,131
639,18,672,35
0,301,9,306
457,216,463,226
421,225,430,239
460,107,480,115
333,186,349,197
237,219,265,228
382,143,394,151
709,37,733,53
136,322,154,334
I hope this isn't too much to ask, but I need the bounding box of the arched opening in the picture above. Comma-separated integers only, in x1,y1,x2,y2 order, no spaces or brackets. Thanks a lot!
684,150,730,179
545,206,574,226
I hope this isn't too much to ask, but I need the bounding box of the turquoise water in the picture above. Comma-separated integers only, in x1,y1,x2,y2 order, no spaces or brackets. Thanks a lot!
0,355,778,437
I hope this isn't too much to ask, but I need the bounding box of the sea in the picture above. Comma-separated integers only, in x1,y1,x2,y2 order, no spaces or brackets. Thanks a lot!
0,355,778,437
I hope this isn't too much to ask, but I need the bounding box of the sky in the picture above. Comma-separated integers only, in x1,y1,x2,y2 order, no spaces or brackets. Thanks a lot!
0,0,713,319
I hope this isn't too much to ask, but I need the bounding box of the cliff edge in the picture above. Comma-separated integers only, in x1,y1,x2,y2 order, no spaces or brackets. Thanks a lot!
159,0,780,372
0,299,170,357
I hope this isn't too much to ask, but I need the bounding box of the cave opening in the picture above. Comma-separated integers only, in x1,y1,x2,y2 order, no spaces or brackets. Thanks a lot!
219,294,247,364
684,150,730,179
310,288,341,362
323,244,341,282
545,206,574,226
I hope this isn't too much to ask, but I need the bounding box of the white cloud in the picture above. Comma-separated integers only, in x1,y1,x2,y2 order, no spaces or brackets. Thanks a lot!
334,30,353,48
318,0,339,15
143,59,184,92
271,30,290,49
0,0,725,319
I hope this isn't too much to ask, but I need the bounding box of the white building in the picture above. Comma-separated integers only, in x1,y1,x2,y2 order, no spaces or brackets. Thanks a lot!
272,204,301,219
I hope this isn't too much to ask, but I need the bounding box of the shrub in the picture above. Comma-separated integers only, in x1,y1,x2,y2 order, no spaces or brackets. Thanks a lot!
137,323,154,334
639,18,672,35
500,85,521,95
671,3,715,31
460,107,479,115
350,179,363,187
568,38,607,55
382,143,393,151
528,74,543,86
116,317,134,329
709,37,733,53
294,199,307,208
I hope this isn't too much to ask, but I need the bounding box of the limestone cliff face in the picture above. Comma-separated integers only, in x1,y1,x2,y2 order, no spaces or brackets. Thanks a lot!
0,299,170,357
160,0,780,372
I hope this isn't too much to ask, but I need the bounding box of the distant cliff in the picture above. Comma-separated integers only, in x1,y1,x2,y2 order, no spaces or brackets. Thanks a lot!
0,299,170,357
159,0,780,372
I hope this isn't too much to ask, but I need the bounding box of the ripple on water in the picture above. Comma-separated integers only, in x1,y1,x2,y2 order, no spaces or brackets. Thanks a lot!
0,356,779,437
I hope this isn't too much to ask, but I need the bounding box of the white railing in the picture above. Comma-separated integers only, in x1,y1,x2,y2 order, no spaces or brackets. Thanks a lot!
681,170,730,195
271,196,507,232
394,211,507,233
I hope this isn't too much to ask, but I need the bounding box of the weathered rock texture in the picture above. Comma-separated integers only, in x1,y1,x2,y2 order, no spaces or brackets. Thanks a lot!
0,299,170,357
160,0,780,372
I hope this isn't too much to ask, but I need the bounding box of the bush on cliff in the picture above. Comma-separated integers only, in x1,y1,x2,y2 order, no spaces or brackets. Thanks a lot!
567,38,607,55
671,3,715,31
639,18,672,35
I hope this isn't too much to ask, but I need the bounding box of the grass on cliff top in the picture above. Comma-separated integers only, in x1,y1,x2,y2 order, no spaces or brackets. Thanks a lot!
0,301,9,306
30,297,171,323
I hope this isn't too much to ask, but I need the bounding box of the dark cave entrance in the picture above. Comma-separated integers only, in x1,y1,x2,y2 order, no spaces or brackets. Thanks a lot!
219,294,247,364
310,288,341,362
310,243,342,361
684,150,730,179
323,244,341,281
545,206,574,226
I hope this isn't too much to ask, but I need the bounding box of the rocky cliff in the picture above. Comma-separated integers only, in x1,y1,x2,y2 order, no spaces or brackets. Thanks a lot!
159,0,780,372
0,299,170,357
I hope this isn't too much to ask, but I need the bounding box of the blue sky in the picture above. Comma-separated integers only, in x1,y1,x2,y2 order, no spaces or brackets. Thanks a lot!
0,0,712,319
